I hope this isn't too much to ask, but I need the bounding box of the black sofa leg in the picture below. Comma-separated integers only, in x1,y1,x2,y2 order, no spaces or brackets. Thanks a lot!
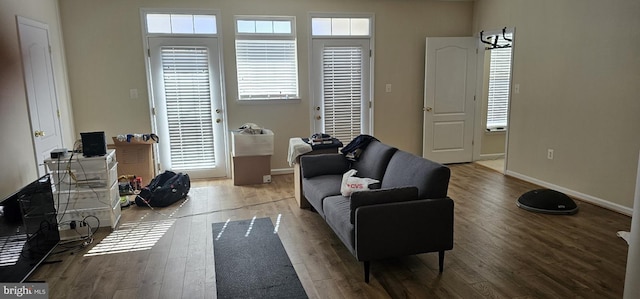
364,261,370,283
438,251,445,273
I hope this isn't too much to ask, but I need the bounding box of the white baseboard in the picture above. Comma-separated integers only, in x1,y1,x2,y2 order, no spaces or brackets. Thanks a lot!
271,168,293,175
477,153,505,160
505,170,633,216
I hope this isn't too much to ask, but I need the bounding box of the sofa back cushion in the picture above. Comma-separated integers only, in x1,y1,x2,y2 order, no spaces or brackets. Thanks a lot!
381,150,450,199
349,186,419,224
352,141,397,182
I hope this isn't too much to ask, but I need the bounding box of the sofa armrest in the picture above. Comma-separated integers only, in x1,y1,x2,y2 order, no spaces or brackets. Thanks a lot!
354,197,454,262
300,154,350,178
349,186,419,224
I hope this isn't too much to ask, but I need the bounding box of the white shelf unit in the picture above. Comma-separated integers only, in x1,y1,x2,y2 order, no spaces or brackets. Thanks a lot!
44,149,121,239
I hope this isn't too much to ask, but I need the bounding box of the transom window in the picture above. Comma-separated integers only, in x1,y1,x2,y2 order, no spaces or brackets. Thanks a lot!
145,13,217,34
234,16,299,101
311,17,370,36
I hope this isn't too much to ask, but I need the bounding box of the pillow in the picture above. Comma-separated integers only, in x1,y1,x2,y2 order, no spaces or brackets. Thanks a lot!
349,186,419,224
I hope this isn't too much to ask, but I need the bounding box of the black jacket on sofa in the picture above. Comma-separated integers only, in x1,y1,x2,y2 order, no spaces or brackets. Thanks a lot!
300,140,454,282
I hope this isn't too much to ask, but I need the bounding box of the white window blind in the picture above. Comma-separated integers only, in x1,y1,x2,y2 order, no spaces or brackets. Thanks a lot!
486,46,512,130
234,16,298,100
235,40,298,100
322,46,362,142
161,46,216,169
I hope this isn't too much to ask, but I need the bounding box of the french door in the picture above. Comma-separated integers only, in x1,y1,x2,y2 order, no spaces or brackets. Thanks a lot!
311,39,371,143
148,37,226,178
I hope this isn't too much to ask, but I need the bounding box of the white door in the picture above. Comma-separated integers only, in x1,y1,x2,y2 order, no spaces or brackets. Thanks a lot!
311,39,371,143
148,37,227,178
423,37,476,164
17,17,64,176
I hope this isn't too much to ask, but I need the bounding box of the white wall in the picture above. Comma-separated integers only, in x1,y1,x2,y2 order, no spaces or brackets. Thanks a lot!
58,0,473,172
0,0,75,198
473,0,640,210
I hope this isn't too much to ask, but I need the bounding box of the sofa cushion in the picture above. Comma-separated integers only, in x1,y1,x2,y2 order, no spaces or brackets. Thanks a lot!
349,187,419,224
300,154,350,178
381,150,450,199
351,141,397,182
302,175,342,217
323,195,355,254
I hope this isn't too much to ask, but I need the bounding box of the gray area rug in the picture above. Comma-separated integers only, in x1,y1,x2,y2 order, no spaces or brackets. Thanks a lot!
212,217,308,299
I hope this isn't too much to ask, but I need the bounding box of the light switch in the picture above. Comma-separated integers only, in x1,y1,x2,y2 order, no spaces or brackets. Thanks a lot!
514,84,520,94
385,84,392,93
129,89,139,99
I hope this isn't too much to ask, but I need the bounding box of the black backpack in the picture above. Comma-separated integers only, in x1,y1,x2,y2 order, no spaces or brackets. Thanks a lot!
135,171,190,207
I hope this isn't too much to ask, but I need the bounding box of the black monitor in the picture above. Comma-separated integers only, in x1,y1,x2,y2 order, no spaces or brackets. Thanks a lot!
0,174,59,282
80,131,107,157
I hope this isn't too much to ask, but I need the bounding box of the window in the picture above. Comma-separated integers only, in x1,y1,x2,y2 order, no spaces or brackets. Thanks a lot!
486,33,513,131
235,16,298,100
146,13,216,34
311,17,370,36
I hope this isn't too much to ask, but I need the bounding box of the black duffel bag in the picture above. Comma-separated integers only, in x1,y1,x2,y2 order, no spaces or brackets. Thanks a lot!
135,171,190,207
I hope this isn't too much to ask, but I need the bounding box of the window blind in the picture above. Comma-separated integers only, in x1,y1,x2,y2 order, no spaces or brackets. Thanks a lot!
235,40,298,100
486,47,512,130
322,46,362,142
161,47,216,169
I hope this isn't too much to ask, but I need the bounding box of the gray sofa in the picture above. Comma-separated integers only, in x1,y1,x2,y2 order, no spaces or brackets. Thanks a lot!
300,140,454,282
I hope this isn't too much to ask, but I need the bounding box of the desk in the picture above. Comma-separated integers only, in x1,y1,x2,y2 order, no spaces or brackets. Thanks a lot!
291,138,342,208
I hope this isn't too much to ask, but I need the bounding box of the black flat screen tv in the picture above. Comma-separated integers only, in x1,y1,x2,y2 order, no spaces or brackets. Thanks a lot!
0,174,59,282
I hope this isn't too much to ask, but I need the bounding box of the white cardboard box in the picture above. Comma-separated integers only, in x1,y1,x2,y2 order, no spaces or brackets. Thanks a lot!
231,129,274,157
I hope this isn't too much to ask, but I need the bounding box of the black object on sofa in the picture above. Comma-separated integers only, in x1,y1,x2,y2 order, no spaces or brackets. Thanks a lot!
300,139,454,282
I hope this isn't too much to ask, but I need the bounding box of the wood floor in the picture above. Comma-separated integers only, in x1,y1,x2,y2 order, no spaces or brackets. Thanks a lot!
30,163,631,298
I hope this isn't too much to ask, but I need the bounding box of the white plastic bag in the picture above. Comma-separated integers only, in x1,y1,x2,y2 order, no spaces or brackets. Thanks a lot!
239,123,262,134
340,169,380,196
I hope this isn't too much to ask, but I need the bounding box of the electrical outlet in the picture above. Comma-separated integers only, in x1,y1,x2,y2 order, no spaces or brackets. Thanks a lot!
385,84,392,93
263,175,272,183
547,149,554,160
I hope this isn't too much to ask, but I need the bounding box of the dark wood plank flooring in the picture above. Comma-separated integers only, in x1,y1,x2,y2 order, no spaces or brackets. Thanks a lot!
30,163,631,298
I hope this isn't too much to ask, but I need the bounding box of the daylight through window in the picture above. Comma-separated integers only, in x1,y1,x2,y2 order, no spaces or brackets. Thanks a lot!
235,16,299,100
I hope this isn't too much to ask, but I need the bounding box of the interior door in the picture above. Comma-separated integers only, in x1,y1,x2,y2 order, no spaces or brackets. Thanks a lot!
423,37,476,164
148,37,227,178
311,39,371,143
17,17,64,176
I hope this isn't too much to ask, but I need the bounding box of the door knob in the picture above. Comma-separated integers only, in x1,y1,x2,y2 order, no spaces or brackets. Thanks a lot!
34,130,45,137
425,107,433,112
216,119,221,123
215,108,221,113
315,115,321,120
316,106,320,111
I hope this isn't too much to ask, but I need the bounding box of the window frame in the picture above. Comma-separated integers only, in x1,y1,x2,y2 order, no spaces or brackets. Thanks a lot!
308,12,375,138
140,9,229,178
234,15,300,102
310,16,372,38
485,31,513,132
142,9,220,38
